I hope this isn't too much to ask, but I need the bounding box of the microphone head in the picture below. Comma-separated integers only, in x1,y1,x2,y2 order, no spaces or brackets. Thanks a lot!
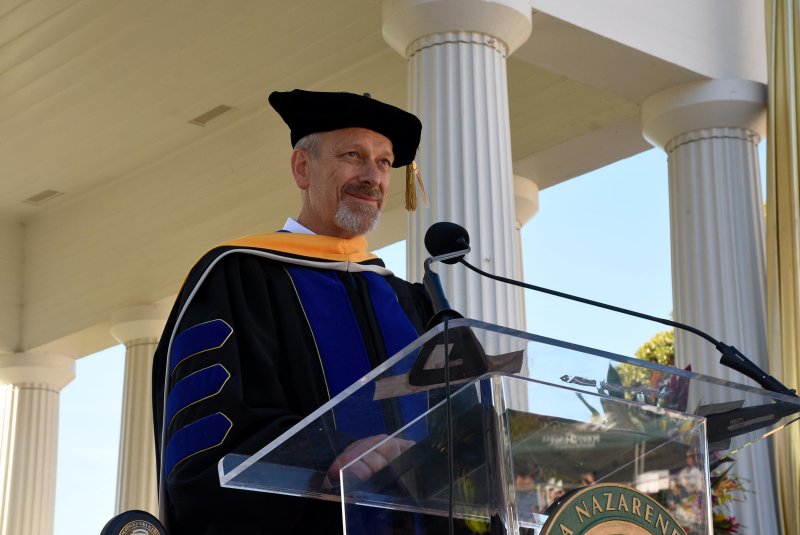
425,222,470,264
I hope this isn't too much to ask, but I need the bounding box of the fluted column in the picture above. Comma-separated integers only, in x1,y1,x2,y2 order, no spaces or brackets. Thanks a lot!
110,304,168,516
0,352,74,535
383,0,532,330
642,78,778,533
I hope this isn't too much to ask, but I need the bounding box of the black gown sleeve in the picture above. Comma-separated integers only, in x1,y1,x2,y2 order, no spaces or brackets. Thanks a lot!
153,252,341,535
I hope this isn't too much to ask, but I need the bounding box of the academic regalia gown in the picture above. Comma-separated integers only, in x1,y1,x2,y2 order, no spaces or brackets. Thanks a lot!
151,233,433,534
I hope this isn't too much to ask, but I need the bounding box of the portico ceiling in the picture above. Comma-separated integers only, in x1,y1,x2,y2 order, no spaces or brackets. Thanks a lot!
0,0,705,221
0,0,707,357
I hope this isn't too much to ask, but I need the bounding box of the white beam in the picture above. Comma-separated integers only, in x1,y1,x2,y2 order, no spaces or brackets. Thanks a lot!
530,0,766,83
0,219,21,353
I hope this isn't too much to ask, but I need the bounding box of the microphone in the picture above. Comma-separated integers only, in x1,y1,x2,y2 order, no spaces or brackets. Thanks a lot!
425,222,797,398
425,222,470,263
422,222,470,325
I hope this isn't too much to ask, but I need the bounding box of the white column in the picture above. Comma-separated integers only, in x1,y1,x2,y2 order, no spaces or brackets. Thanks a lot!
642,79,778,533
514,175,539,325
383,0,532,331
0,352,74,535
110,304,168,516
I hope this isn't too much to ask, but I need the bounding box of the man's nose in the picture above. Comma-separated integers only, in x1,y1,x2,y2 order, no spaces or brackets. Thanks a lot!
358,160,382,184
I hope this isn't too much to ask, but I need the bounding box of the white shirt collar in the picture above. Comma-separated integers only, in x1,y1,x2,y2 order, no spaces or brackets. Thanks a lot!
282,217,315,235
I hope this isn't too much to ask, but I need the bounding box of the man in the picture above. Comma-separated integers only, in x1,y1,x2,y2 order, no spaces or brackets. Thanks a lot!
151,90,433,534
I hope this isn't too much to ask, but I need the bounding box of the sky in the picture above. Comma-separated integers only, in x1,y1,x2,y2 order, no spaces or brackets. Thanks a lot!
52,144,766,534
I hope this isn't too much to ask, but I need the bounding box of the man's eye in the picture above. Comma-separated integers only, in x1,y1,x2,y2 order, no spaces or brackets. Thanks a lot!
379,159,392,167
344,151,358,158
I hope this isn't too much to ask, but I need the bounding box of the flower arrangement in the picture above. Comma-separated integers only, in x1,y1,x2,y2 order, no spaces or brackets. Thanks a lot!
710,457,747,534
619,331,750,534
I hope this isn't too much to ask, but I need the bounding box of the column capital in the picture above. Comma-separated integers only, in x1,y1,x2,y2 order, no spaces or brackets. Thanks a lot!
0,352,75,390
382,0,532,57
111,304,169,345
514,175,539,227
642,78,766,150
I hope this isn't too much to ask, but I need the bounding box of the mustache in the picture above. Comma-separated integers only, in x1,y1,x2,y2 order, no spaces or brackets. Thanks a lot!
340,184,383,201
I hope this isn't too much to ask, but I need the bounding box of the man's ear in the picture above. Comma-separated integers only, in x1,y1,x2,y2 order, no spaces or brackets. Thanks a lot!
291,149,311,190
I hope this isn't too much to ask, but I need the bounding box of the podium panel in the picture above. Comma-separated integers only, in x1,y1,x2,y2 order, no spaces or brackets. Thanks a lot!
219,319,800,534
341,374,709,534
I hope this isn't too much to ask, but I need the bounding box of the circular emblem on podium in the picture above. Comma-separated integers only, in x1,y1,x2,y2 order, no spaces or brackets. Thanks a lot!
100,510,166,535
118,519,161,535
540,483,686,535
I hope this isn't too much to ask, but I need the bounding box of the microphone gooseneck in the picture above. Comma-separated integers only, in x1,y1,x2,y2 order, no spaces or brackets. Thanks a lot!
426,222,797,398
422,222,472,535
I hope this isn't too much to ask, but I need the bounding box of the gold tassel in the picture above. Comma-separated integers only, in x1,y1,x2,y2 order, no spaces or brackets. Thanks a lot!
405,161,428,211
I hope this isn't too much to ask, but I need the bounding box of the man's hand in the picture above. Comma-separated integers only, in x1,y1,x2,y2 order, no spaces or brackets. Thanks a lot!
325,434,414,486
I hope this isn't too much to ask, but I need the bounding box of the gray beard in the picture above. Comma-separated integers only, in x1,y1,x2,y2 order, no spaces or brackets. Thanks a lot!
334,200,381,236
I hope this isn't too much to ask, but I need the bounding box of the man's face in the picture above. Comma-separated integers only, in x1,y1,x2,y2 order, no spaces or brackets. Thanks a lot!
293,127,394,238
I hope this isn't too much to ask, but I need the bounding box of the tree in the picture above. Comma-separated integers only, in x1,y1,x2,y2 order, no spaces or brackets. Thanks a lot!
617,329,675,388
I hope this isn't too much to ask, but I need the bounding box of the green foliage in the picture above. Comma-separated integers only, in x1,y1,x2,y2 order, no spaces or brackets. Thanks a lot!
635,330,675,366
617,330,675,389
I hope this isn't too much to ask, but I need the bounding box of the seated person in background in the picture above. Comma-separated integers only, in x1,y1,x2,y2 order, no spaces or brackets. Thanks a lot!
152,89,433,534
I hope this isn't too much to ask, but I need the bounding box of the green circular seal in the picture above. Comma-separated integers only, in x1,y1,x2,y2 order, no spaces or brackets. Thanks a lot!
541,483,687,535
118,520,161,535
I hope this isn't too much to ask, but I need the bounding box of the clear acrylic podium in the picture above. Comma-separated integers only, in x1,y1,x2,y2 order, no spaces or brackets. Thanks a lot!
218,319,800,534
